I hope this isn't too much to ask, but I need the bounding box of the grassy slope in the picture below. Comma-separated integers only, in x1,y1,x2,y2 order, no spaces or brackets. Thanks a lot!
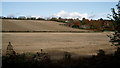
2,19,88,32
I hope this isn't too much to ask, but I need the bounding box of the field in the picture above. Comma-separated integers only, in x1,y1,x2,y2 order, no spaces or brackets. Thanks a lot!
2,19,89,32
2,32,118,59
1,19,118,59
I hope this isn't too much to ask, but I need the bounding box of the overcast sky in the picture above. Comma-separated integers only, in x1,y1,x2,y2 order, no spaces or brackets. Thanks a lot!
2,2,117,20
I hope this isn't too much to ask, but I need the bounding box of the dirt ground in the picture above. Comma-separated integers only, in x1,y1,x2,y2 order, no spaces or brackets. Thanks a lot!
2,32,119,59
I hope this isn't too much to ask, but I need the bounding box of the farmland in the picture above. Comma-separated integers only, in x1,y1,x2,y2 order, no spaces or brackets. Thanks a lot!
1,19,118,59
2,32,117,59
1,19,120,68
1,19,89,32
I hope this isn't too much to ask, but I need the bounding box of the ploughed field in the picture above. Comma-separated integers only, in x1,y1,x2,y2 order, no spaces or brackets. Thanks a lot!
2,32,117,59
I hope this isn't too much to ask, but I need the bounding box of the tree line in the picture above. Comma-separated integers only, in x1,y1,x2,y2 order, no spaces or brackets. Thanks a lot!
0,16,45,20
0,15,114,31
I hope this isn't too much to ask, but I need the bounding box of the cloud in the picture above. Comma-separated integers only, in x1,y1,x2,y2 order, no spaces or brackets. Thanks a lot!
7,14,16,18
53,10,88,19
30,16,40,19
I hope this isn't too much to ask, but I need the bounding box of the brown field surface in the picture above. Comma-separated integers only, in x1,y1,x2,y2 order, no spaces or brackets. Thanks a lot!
1,19,88,32
2,32,118,59
1,19,118,59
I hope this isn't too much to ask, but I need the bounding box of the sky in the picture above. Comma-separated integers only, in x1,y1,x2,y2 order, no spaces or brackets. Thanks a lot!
2,2,117,20
1,0,118,2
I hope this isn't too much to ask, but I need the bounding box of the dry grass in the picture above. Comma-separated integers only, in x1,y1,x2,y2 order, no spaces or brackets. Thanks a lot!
2,32,118,59
2,19,118,59
1,19,88,32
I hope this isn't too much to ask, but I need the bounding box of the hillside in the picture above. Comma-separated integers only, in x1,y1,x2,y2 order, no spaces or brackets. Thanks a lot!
1,19,89,32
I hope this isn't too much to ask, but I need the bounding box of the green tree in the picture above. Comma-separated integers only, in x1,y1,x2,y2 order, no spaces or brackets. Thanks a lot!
107,1,120,45
108,1,120,32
